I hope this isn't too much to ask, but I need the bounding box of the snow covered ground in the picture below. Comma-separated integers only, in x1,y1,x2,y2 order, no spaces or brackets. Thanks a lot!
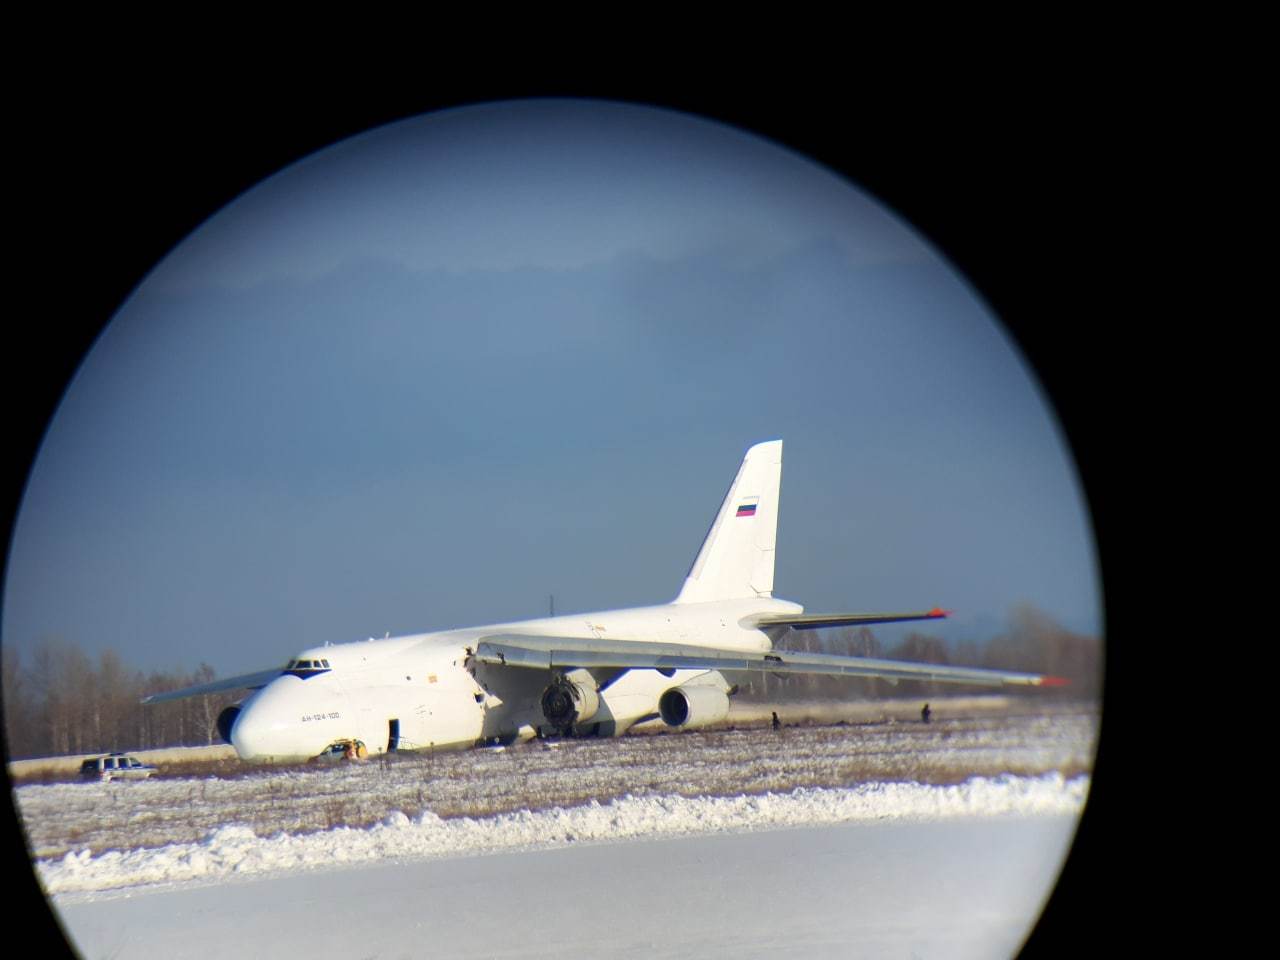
38,773,1086,896
13,702,1098,958
53,812,1083,960
16,705,1095,861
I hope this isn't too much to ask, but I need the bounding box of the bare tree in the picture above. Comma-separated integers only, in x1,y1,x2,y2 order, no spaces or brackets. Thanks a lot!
26,637,91,756
2,645,34,758
984,604,1101,699
95,648,130,752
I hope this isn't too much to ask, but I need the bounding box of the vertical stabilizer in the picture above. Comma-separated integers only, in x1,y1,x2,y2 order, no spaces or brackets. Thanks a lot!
674,440,782,604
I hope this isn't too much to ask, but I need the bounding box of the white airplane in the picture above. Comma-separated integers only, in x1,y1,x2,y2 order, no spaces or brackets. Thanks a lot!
144,440,1063,762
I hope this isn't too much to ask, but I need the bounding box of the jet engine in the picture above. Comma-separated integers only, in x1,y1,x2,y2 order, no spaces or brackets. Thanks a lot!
658,684,730,729
216,705,241,744
540,671,600,733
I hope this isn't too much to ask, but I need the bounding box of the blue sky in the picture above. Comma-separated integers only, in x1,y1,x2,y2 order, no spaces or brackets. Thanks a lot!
3,100,1099,676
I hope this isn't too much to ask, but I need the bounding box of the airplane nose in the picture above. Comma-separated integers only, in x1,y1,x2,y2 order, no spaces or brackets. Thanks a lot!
230,679,307,760
229,704,276,760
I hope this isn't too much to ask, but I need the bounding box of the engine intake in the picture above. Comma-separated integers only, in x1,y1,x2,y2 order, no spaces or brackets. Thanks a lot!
540,673,600,733
216,705,241,744
658,684,730,729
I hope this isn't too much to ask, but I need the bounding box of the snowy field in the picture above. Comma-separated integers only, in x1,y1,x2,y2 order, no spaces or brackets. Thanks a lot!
16,702,1095,865
53,814,1084,960
14,700,1098,958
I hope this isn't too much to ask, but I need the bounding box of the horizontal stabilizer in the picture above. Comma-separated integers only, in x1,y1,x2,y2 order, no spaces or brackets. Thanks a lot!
746,608,950,632
140,668,281,705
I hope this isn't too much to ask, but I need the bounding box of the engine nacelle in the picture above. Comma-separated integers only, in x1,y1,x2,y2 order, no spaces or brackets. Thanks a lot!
216,705,241,744
658,684,730,729
540,671,600,733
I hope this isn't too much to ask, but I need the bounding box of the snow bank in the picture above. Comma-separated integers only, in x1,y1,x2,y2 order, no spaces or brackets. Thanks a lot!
39,773,1087,896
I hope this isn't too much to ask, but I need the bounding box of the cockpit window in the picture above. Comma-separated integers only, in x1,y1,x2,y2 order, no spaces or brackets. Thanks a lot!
282,658,332,679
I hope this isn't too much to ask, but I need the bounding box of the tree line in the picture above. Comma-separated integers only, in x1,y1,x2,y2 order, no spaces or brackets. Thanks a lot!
2,640,242,761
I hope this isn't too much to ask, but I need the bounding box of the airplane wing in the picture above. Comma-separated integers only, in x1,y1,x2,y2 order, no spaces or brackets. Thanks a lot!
140,668,282,705
473,634,1064,688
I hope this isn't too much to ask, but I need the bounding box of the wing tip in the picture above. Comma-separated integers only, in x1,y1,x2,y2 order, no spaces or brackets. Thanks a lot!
1037,675,1071,687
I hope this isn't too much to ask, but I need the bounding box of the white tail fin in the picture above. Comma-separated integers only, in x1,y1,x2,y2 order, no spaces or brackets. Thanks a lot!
674,440,782,604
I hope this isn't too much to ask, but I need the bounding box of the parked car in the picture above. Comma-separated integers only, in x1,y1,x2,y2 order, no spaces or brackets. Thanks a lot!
79,753,156,782
312,742,349,763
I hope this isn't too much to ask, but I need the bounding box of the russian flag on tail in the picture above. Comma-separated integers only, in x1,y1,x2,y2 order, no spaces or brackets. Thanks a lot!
736,502,757,517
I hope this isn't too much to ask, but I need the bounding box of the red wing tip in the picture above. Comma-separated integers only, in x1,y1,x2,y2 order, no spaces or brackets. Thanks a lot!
926,607,952,618
1039,676,1071,687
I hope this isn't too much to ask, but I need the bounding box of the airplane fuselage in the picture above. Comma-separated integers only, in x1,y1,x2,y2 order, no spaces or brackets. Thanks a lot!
229,597,802,762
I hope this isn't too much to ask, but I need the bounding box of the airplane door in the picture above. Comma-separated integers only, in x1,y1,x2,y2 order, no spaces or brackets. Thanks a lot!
388,718,400,752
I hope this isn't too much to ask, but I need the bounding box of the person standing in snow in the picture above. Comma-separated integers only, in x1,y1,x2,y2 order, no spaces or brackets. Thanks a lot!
921,703,932,724
771,711,781,731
